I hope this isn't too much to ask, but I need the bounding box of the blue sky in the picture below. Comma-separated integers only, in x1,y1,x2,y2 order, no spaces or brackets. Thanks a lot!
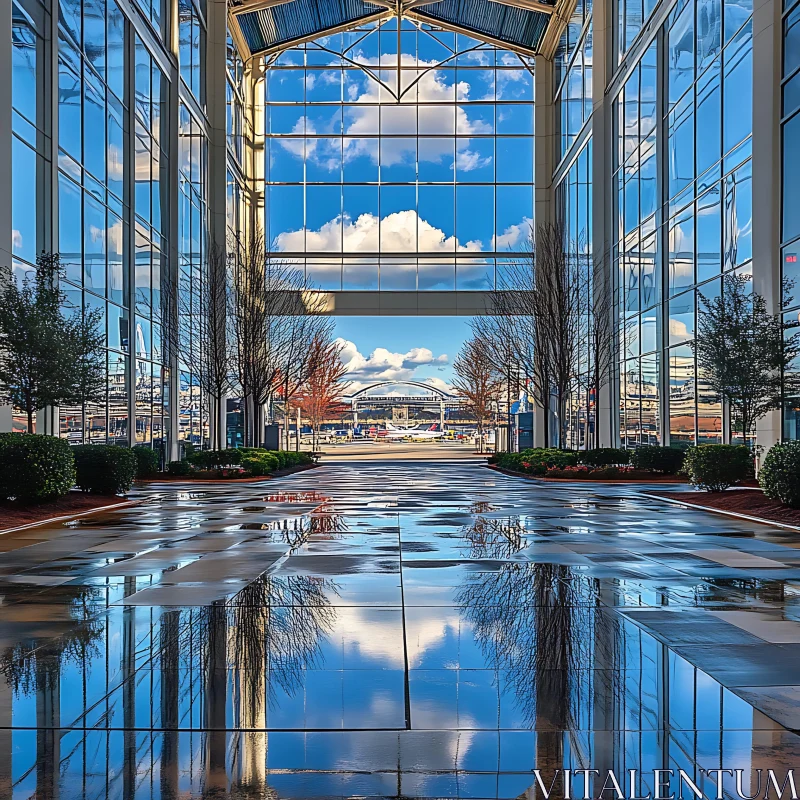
334,316,473,393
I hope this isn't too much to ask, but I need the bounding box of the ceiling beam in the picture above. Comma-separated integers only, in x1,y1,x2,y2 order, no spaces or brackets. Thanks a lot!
229,0,293,15
487,0,554,15
241,9,392,55
405,8,540,57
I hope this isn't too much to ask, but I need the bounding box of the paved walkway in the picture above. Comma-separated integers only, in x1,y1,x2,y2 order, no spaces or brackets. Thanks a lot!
1,460,800,798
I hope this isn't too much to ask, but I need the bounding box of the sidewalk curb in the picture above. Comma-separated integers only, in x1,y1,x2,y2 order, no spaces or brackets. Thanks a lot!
0,498,141,536
639,492,800,533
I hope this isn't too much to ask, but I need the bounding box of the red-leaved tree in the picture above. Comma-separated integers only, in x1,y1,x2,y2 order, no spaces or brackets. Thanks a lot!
295,338,349,450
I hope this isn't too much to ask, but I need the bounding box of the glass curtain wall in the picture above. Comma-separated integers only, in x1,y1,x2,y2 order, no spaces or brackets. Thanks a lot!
7,0,211,449
263,18,536,291
178,102,209,447
783,0,800,440
554,0,592,160
10,0,50,433
133,38,169,448
55,0,133,444
555,0,593,449
613,0,753,447
557,142,593,449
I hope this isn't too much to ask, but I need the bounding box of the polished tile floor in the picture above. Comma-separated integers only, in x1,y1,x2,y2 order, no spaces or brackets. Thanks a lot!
2,460,800,798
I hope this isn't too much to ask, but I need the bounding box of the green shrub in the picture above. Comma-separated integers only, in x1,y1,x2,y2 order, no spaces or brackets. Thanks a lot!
188,449,242,470
516,448,578,468
241,452,280,476
578,448,630,467
133,445,160,478
167,460,193,476
73,445,138,495
629,446,686,474
0,433,76,503
682,444,753,491
759,441,800,508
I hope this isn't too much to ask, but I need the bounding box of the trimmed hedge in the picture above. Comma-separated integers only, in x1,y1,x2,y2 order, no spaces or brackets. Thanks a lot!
629,446,686,474
682,444,752,492
167,460,193,476
73,445,138,495
578,448,630,467
133,445,160,478
759,441,800,509
0,433,76,503
240,449,313,476
189,449,242,470
241,452,280,476
491,448,578,475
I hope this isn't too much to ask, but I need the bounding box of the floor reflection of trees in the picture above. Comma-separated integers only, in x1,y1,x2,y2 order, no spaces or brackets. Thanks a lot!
459,515,531,559
455,564,622,799
0,585,105,799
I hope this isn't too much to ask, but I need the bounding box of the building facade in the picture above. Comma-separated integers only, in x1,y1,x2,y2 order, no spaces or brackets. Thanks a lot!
0,0,795,452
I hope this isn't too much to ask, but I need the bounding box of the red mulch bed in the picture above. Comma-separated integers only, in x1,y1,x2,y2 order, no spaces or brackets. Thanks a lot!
0,493,130,532
488,465,686,484
657,489,800,526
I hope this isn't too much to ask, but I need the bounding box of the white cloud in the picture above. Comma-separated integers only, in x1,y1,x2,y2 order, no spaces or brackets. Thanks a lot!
12,229,23,251
338,338,451,393
276,53,493,172
493,216,533,250
274,209,484,254
669,318,692,342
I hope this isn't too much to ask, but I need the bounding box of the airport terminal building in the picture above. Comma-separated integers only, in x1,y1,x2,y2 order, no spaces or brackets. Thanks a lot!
0,0,797,452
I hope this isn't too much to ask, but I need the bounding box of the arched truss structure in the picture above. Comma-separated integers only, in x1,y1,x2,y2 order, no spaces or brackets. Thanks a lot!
229,0,573,63
346,380,459,400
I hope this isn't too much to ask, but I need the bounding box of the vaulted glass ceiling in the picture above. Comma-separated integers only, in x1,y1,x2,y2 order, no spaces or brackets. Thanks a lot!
230,0,559,58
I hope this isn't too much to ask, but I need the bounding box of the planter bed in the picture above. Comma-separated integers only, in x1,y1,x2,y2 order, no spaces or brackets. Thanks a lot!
651,488,800,527
0,492,135,533
487,464,686,483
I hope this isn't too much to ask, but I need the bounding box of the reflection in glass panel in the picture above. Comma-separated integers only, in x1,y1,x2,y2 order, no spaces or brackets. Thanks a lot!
670,345,696,446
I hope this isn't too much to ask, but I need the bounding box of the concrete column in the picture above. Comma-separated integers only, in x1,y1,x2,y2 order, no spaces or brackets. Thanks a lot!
206,0,228,453
534,57,555,229
533,56,555,447
752,0,783,455
165,15,181,461
591,0,617,448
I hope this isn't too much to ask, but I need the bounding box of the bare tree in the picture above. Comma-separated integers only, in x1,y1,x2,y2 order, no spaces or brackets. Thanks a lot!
276,309,335,451
227,224,334,449
295,337,349,451
227,225,270,448
471,314,519,452
576,259,616,450
488,221,588,449
452,334,503,453
163,241,230,451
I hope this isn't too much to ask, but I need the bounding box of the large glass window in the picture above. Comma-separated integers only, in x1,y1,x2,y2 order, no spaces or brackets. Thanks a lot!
264,19,535,291
613,0,752,447
52,0,140,444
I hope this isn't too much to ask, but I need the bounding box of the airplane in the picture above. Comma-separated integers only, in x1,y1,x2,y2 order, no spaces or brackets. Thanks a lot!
376,422,445,440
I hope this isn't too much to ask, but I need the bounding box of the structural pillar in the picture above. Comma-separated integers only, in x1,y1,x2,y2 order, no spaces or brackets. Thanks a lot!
591,0,617,447
752,0,783,457
533,55,556,447
439,400,445,432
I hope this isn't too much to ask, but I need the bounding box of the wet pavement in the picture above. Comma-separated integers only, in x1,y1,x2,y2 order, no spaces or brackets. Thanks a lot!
2,460,800,798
